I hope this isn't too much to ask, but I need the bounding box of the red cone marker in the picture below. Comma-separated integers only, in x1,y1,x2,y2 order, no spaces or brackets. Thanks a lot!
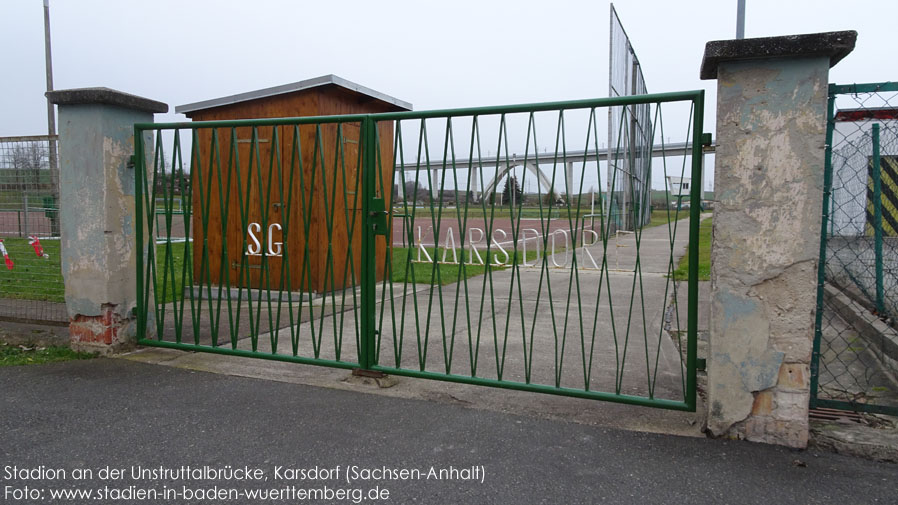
0,239,13,270
28,235,48,258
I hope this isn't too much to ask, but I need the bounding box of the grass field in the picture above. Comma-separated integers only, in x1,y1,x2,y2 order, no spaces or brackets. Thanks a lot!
153,242,189,303
388,245,553,286
0,237,63,302
0,239,188,305
672,217,711,281
390,247,491,286
647,209,692,228
0,342,95,366
0,189,55,208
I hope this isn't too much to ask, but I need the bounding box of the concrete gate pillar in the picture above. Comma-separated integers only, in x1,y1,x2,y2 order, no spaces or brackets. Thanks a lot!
700,32,856,447
47,88,167,353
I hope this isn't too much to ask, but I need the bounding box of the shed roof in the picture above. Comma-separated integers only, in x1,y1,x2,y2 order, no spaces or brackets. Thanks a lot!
174,74,412,115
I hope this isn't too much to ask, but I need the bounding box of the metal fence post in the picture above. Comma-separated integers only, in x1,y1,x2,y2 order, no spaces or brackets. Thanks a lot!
23,194,29,239
685,91,705,412
872,123,885,314
810,87,836,409
359,116,377,370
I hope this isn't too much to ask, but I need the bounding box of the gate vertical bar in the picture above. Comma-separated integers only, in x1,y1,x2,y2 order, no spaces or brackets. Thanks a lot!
810,86,836,407
23,194,30,238
359,116,377,370
134,125,146,343
872,123,884,314
685,90,704,411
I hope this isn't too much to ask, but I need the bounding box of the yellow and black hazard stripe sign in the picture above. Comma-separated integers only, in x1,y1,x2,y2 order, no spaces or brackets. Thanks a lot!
867,155,898,237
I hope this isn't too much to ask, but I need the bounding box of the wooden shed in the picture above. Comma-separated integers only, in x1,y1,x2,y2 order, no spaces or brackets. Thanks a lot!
175,75,411,294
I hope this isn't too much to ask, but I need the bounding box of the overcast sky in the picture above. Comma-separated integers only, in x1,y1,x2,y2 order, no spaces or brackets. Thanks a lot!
2,0,896,192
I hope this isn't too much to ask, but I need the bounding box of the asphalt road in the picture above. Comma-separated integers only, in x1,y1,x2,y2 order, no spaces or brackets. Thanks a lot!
0,358,894,505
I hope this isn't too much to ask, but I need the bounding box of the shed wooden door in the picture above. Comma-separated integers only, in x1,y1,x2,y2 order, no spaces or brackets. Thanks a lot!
191,120,392,295
191,126,293,293
306,122,362,293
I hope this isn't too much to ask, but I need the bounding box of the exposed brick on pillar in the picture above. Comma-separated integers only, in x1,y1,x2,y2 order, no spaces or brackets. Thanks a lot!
69,305,129,346
700,31,856,448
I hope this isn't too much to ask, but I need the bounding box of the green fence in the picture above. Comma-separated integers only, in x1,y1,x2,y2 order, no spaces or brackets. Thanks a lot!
135,91,705,411
812,81,898,415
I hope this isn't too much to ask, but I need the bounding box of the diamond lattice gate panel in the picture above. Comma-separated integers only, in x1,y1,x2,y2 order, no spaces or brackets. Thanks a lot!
135,91,705,410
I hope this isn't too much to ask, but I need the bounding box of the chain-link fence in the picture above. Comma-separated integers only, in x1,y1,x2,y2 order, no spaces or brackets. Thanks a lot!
0,135,66,325
812,82,898,415
608,4,652,231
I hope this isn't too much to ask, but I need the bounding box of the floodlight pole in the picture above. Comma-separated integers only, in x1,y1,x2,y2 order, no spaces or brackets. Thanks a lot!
43,0,58,185
736,0,746,39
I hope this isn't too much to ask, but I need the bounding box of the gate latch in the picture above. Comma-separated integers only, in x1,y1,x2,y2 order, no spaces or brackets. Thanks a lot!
370,198,388,236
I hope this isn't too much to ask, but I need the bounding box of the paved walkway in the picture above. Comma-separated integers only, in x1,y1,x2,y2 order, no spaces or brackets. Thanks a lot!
0,359,893,505
232,217,695,399
138,217,708,437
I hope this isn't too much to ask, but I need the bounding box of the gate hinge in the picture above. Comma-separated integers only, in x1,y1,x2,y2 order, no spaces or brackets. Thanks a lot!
701,133,713,147
127,155,136,169
696,358,707,371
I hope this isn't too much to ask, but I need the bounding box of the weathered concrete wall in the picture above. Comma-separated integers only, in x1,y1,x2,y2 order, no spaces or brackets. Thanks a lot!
710,57,828,447
700,32,856,448
48,88,166,353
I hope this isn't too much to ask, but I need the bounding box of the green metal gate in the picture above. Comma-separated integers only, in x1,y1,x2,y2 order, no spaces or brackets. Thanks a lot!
135,91,706,411
811,81,898,415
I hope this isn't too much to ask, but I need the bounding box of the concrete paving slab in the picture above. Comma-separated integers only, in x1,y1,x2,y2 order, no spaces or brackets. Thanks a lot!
123,346,703,438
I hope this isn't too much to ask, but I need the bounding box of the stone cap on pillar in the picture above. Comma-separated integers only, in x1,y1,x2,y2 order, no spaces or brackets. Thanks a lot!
700,30,857,80
46,87,168,114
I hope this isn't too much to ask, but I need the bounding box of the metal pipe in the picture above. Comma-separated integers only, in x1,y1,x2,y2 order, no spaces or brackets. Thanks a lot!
23,194,29,239
137,339,358,370
873,123,884,314
810,87,837,407
626,61,639,230
736,0,746,39
371,365,693,411
685,91,704,412
396,142,712,172
359,117,378,369
43,0,58,189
